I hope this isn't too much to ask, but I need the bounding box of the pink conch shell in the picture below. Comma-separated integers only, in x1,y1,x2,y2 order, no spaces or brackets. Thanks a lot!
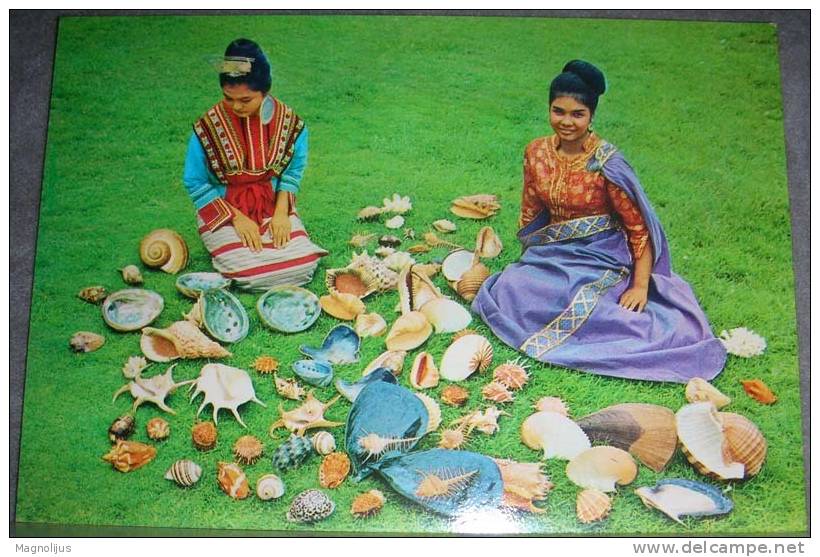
409,352,440,389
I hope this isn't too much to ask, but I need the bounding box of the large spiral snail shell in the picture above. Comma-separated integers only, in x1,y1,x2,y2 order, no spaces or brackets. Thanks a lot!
139,229,189,274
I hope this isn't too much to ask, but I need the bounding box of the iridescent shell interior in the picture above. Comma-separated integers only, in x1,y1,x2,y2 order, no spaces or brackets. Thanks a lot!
101,289,164,332
201,289,249,343
175,272,231,299
257,286,321,333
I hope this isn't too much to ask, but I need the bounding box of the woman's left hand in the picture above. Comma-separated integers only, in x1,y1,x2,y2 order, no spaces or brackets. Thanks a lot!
619,286,648,312
269,214,291,248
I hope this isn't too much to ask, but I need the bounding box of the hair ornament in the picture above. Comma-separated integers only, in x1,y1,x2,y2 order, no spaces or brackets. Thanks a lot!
213,55,256,77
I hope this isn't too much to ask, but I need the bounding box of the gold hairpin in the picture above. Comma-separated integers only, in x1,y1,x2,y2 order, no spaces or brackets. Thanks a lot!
219,56,255,76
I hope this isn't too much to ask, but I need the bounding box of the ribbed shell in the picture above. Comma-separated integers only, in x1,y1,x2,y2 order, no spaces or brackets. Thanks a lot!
492,361,529,390
351,489,385,518
287,489,335,523
720,412,767,477
165,459,202,487
319,452,351,489
566,446,638,492
576,489,612,523
440,334,493,381
414,392,442,433
272,435,315,471
456,263,490,302
676,402,744,480
146,417,170,441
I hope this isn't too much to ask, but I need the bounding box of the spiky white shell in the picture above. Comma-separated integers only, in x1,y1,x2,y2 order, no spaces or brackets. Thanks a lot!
382,193,412,214
719,327,766,357
188,363,266,428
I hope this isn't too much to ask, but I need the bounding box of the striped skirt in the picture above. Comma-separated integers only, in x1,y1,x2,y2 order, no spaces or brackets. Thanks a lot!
198,213,328,292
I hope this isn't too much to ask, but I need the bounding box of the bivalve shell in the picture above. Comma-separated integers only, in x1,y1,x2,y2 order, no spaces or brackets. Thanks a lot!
432,219,457,233
139,228,188,274
385,215,405,229
576,489,611,523
414,392,442,433
566,446,638,492
409,352,440,389
441,249,475,282
533,397,569,416
351,489,385,518
146,417,170,441
439,334,493,381
720,412,767,477
256,474,285,500
456,262,491,302
363,350,406,376
520,411,590,460
676,402,744,480
319,452,351,489
635,479,733,524
165,459,202,487
685,378,731,409
450,194,501,219
217,461,250,499
287,489,335,523
311,431,336,455
325,267,378,299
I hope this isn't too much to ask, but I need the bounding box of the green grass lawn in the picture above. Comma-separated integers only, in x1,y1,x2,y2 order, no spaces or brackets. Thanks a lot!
16,14,805,536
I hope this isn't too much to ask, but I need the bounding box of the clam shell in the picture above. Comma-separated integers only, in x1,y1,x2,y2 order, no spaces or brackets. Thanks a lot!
319,452,351,489
576,489,612,523
385,311,432,351
635,479,733,524
685,378,731,409
292,359,334,388
233,435,264,465
566,446,638,492
101,289,164,332
140,320,231,362
311,431,337,455
362,350,406,376
440,385,469,406
217,462,250,499
442,249,475,281
165,459,202,487
199,288,249,344
257,285,321,333
439,334,493,381
409,352,440,389
336,367,397,402
191,421,217,451
300,324,361,364
456,262,491,302
351,489,386,518
355,312,388,338
70,331,105,353
520,411,590,460
475,226,503,258
676,402,744,480
576,403,677,473
139,228,188,274
78,286,107,304
741,379,777,404
432,219,457,233
287,489,335,523
414,392,442,433
720,412,767,477
102,440,156,473
320,291,366,321
385,215,404,229
175,272,231,299
256,474,285,500
146,417,170,441
325,267,378,299
419,298,472,334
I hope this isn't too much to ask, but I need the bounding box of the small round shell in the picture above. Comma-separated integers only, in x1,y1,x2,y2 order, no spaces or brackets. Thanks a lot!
108,415,135,442
253,355,280,374
70,331,105,353
319,452,351,489
287,489,335,523
432,219,457,233
351,489,385,518
311,431,337,455
256,474,285,500
440,385,470,407
576,489,612,523
78,286,107,304
191,421,217,451
146,417,170,441
139,228,188,274
533,396,570,416
233,435,264,465
120,265,144,285
165,459,202,487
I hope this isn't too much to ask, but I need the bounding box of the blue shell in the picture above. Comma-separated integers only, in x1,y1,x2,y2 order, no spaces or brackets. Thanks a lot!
636,479,733,523
175,272,232,299
101,288,164,332
200,288,249,343
345,381,429,481
300,324,361,365
292,359,334,388
334,368,397,402
377,449,504,517
257,286,321,333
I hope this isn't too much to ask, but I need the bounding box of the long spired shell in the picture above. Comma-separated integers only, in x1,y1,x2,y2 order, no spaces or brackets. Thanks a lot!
274,374,305,401
191,421,217,451
410,352,440,389
493,458,553,514
566,446,638,492
415,469,478,498
576,403,677,473
355,312,388,338
419,298,472,334
233,435,264,465
482,381,514,403
439,334,493,381
272,435,315,471
415,392,442,433
397,264,444,314
408,244,431,254
325,267,378,299
423,232,464,250
456,262,491,302
319,452,351,489
385,311,432,352
108,415,136,442
635,479,734,524
432,219,457,233
741,379,777,404
534,396,569,416
351,489,385,518
146,417,170,441
102,288,164,332
256,474,285,500
363,350,406,376
520,411,590,460
189,363,266,428
320,291,366,321
102,440,156,473
70,331,105,353
440,385,469,406
165,459,202,487
450,194,501,219
576,489,612,523
78,286,107,304
139,228,188,274
685,378,731,409
217,462,250,500
311,431,336,455
268,392,344,437
120,265,144,285
140,320,231,362
475,226,503,258
676,402,744,480
287,489,335,523
720,412,767,477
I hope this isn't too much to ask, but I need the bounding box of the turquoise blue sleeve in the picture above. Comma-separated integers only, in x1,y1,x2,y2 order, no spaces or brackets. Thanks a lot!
183,133,226,209
273,126,309,194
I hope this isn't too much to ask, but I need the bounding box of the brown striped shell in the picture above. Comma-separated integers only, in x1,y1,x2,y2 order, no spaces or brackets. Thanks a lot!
319,452,351,489
576,489,612,523
165,459,202,487
720,412,767,477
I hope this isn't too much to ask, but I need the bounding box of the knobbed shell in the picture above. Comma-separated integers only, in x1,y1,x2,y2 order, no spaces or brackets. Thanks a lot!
102,440,156,473
120,265,144,285
256,474,285,500
576,489,612,523
70,331,105,353
165,459,202,487
493,359,530,390
146,417,170,441
274,374,305,401
122,355,149,379
217,461,250,500
139,228,188,274
351,489,385,518
141,320,231,362
78,286,107,304
319,452,351,489
287,489,335,523
685,377,731,408
312,431,336,455
440,385,469,406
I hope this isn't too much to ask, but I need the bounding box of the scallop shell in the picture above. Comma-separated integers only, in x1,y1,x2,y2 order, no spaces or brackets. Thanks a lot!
287,489,335,523
146,417,170,441
311,431,336,455
438,426,469,449
119,265,144,285
253,355,280,374
439,334,493,381
362,350,407,377
576,489,611,523
493,458,553,514
319,452,351,488
188,363,266,427
520,411,590,460
70,331,105,353
357,205,384,221
456,262,491,302
257,285,321,333
440,385,469,406
635,479,734,524
566,446,638,492
450,194,501,219
101,288,164,332
676,402,744,480
320,291,367,321
409,352,440,389
441,249,475,282
351,489,385,518
383,251,416,273
741,379,777,404
175,272,232,299
191,421,217,451
385,311,432,351
108,415,135,442
165,460,202,487
385,215,405,229
139,228,188,274
102,440,156,473
419,298,472,334
78,286,107,304
325,267,378,299
272,434,315,471
720,412,767,477
533,396,569,416
576,403,678,473
482,381,514,403
355,312,388,338
233,435,264,465
475,226,503,258
256,474,285,500
217,461,250,499
685,377,731,409
274,374,305,401
122,355,149,379
492,359,530,390
415,392,442,432
140,320,231,362
432,219,457,233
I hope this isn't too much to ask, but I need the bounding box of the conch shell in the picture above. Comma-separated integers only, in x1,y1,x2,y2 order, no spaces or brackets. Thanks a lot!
102,440,156,473
269,392,344,436
139,228,188,274
385,311,432,352
409,352,439,389
120,265,144,285
140,320,231,362
450,194,501,219
474,226,503,258
493,458,553,514
320,291,366,321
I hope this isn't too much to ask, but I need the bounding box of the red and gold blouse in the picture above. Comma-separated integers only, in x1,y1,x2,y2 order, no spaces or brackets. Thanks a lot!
520,133,649,260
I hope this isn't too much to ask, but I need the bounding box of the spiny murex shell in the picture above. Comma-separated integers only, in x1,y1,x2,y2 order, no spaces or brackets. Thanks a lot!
566,446,638,492
494,458,553,514
676,402,744,480
139,228,188,274
256,474,285,500
102,440,156,473
492,358,530,390
70,331,105,353
188,363,266,427
165,459,202,487
101,288,164,332
140,320,231,362
439,334,493,381
113,363,193,414
576,489,611,523
635,478,733,524
217,461,250,499
685,377,731,409
520,411,591,460
268,392,344,436
287,489,335,523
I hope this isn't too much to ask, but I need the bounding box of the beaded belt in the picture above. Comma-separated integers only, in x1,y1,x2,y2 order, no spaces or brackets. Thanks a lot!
522,214,618,247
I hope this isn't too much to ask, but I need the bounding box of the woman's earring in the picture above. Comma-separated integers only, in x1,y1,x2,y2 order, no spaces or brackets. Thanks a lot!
261,96,274,124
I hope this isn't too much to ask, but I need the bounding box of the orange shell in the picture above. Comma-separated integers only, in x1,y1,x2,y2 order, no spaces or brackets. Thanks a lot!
741,379,777,404
217,462,250,499
441,385,470,407
720,412,767,477
191,421,217,451
102,440,157,473
146,417,170,441
410,352,440,390
253,355,280,374
233,435,264,465
482,381,515,403
351,490,385,518
319,452,351,489
576,489,612,523
492,361,529,390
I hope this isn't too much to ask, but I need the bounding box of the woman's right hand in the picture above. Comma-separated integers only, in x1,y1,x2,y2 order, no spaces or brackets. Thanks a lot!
232,209,263,252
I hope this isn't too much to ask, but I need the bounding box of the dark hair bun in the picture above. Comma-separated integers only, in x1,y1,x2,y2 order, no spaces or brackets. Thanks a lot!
219,38,272,93
562,60,606,96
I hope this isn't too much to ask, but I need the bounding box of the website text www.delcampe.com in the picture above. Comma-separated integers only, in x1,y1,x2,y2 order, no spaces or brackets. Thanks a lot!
633,541,806,555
